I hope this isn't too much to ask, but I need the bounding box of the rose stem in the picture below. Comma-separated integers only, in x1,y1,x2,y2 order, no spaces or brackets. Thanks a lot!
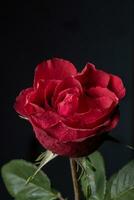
70,158,80,200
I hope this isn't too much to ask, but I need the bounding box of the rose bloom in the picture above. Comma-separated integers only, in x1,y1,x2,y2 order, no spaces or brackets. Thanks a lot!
14,58,126,157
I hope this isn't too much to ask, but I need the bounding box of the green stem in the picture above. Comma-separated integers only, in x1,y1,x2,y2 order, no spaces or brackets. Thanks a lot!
70,159,80,200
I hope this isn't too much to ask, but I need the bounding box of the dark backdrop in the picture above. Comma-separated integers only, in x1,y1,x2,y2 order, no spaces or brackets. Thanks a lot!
1,1,133,199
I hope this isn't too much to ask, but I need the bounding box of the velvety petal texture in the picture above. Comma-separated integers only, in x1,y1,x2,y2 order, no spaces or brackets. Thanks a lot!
34,58,77,88
14,58,126,157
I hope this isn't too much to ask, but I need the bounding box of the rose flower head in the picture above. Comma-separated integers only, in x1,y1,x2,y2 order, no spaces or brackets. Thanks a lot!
14,58,126,157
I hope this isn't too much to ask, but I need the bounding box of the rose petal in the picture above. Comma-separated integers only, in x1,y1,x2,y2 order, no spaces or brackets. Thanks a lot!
33,108,118,144
34,58,77,88
29,111,61,129
65,94,117,129
34,79,46,107
93,96,114,110
44,119,111,143
33,124,105,157
14,87,46,117
108,74,126,99
57,94,79,117
54,87,80,108
24,102,46,115
104,110,120,132
87,87,119,102
76,63,95,84
76,63,110,88
53,76,83,104
14,88,34,116
44,80,61,108
77,88,118,113
35,79,61,109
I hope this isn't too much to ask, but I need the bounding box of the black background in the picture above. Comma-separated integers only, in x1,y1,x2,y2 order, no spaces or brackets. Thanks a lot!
1,1,133,199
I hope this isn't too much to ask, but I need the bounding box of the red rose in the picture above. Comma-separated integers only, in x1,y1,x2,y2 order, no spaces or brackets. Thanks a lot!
14,58,126,157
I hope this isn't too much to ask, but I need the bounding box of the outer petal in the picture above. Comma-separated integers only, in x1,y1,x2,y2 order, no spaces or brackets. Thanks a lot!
32,124,105,157
87,87,119,102
77,89,118,114
108,74,126,99
14,87,46,117
32,115,117,157
29,111,61,129
34,58,77,88
43,120,111,143
104,111,120,132
76,63,110,88
14,88,34,116
66,90,118,129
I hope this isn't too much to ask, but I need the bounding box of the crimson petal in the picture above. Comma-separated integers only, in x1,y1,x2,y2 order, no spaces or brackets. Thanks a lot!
14,88,34,117
108,74,126,99
53,76,83,104
76,63,110,88
34,58,77,88
29,111,61,129
87,87,118,102
32,117,117,157
44,119,112,143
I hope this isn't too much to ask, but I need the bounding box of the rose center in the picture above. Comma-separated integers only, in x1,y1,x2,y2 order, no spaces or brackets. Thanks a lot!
57,93,79,117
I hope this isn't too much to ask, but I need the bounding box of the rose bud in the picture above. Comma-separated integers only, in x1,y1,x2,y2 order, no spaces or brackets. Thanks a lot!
14,58,126,157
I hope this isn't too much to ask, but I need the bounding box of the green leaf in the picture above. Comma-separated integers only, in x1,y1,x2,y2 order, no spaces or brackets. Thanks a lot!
15,187,58,200
105,160,134,200
79,151,106,200
1,159,59,200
